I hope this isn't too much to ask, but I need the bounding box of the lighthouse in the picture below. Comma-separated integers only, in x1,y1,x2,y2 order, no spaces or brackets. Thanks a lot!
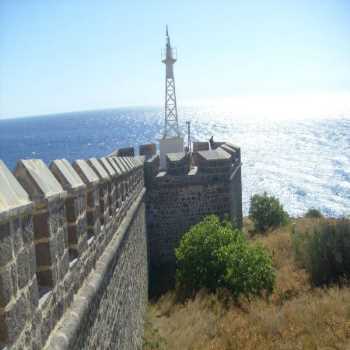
159,26,184,169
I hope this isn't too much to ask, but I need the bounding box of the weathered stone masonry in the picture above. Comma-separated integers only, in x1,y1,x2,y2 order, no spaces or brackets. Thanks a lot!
0,141,242,349
145,142,242,294
0,155,146,350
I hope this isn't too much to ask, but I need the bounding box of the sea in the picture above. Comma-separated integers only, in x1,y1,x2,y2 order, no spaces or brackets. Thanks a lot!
0,106,349,218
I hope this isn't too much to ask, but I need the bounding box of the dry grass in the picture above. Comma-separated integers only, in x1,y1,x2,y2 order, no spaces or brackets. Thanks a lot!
143,218,350,350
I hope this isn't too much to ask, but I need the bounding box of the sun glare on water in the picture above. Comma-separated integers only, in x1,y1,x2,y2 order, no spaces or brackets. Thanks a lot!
183,92,350,121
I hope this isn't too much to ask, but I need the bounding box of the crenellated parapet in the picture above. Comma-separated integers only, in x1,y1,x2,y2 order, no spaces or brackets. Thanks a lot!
139,143,157,159
0,139,242,347
0,160,37,349
0,152,146,350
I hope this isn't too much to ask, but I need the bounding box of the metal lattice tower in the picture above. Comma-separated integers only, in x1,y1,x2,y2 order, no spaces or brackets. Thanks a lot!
162,26,180,139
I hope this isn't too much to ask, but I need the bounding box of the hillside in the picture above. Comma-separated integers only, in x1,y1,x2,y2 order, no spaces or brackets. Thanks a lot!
143,218,350,350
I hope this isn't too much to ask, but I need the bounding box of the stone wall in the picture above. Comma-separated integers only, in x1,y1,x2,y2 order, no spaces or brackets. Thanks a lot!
0,154,147,350
145,142,242,295
0,140,243,348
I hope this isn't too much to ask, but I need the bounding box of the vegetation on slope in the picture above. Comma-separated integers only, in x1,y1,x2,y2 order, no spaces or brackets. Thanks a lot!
144,217,350,350
249,193,289,232
175,215,275,298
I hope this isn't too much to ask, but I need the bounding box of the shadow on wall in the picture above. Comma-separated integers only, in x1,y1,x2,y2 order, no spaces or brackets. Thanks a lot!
149,263,177,299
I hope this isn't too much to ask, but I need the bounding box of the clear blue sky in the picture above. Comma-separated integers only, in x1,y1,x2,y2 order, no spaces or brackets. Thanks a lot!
1,0,350,118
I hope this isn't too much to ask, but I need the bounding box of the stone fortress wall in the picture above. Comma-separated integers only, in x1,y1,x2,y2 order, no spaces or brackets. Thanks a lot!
0,154,146,350
144,141,242,294
0,140,242,349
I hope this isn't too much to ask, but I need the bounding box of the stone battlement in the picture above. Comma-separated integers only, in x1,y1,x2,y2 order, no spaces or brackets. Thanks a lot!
0,140,242,349
0,154,145,350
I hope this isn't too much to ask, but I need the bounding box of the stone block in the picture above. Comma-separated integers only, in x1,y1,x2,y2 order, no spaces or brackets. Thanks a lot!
99,157,116,177
117,147,135,157
119,157,131,172
73,160,99,187
17,247,30,289
0,265,13,307
139,143,156,159
193,141,209,152
107,157,123,177
50,159,85,193
113,157,128,174
0,160,32,221
21,215,34,247
33,211,50,239
14,159,66,202
37,268,55,289
0,221,13,265
0,302,18,345
166,152,190,175
65,197,76,223
35,242,53,266
87,158,110,182
28,278,39,312
68,225,78,245
11,218,22,254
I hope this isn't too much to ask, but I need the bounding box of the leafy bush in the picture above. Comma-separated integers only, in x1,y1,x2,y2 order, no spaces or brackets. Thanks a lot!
305,208,323,218
175,215,275,298
292,219,350,286
249,192,289,232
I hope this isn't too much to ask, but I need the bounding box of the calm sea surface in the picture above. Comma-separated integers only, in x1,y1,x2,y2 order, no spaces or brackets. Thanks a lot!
0,107,349,217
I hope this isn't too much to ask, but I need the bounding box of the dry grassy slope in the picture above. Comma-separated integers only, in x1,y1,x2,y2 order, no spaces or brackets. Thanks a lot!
143,218,350,350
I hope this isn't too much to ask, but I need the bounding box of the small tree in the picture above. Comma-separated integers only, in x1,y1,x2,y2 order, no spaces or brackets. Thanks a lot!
175,215,275,298
305,208,323,219
249,192,289,232
293,219,350,286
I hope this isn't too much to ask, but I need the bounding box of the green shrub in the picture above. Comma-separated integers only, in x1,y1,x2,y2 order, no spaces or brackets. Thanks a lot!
249,192,289,232
292,219,350,286
175,215,275,298
305,208,323,218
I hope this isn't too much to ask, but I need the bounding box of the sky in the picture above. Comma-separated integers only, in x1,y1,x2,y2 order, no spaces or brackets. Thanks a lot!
1,0,350,119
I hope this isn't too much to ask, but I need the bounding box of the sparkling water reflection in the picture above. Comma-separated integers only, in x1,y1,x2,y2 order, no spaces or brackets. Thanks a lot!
0,107,349,217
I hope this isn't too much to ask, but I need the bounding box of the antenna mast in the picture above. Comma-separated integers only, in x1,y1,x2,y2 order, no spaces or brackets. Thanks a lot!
162,25,180,139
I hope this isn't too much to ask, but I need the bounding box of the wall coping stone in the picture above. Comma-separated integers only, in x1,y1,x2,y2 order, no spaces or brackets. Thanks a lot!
135,156,145,166
113,157,128,174
72,160,99,187
117,147,135,157
15,159,66,202
197,148,231,161
107,157,123,176
224,142,240,151
44,188,146,350
123,158,134,170
50,159,86,193
119,158,131,172
166,152,186,162
109,157,125,175
0,160,32,220
99,158,116,177
145,154,159,164
193,141,209,152
88,158,110,182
